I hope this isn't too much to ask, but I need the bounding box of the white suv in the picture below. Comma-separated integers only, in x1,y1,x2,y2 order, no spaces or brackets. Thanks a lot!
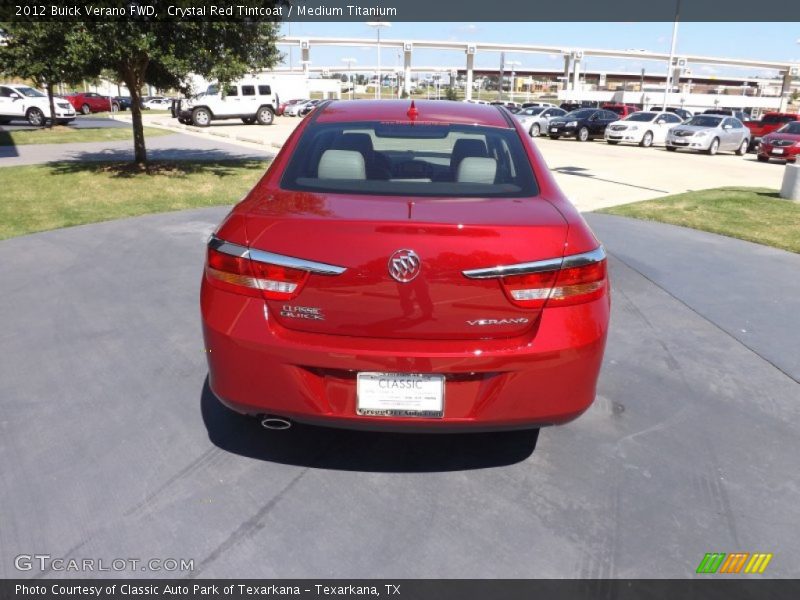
174,80,279,127
0,84,76,126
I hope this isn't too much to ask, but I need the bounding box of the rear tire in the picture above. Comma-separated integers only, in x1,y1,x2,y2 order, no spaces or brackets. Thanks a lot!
577,127,589,142
256,106,274,125
706,138,719,155
191,107,211,127
736,139,748,156
81,104,91,115
530,123,540,137
640,131,654,148
26,107,45,127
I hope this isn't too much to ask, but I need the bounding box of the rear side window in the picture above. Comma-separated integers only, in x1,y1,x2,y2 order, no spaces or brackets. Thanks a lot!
225,86,238,97
241,85,255,96
258,85,272,95
281,121,539,198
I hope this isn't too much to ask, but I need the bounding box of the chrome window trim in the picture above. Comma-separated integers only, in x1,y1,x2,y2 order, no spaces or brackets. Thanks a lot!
462,246,605,279
208,235,346,276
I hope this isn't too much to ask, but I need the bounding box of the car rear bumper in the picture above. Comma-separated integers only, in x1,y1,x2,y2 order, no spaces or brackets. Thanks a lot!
758,144,800,161
549,126,576,137
200,281,610,431
666,137,710,150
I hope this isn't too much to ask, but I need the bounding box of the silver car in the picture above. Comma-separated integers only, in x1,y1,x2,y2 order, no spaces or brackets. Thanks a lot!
514,106,567,137
665,114,750,155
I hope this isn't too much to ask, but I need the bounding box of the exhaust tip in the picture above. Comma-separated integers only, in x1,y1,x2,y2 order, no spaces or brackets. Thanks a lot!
260,415,292,430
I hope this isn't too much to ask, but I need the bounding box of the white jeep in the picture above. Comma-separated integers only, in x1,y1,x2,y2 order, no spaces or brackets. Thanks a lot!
0,83,76,126
174,79,279,127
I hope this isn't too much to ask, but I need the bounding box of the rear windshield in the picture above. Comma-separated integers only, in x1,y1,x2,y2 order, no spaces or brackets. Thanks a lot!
778,122,800,134
686,116,722,127
764,114,798,124
566,109,596,119
625,112,657,122
280,121,538,197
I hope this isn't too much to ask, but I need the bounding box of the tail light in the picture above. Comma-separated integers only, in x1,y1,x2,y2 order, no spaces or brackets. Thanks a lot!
205,235,346,300
464,247,608,309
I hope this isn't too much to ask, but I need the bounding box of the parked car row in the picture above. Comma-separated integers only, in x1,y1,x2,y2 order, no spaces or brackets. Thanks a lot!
514,104,797,161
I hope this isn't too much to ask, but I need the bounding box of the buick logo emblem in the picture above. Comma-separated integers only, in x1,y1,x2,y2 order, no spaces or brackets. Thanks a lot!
388,249,421,283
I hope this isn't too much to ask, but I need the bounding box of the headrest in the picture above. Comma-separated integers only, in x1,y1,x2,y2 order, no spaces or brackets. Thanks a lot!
450,138,488,170
318,150,366,180
456,156,497,184
332,133,374,156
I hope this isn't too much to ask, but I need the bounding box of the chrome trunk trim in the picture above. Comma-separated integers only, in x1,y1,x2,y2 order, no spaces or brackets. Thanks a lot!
463,246,606,279
208,235,347,275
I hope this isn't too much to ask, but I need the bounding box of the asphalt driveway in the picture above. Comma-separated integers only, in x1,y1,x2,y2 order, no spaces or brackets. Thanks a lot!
0,210,797,578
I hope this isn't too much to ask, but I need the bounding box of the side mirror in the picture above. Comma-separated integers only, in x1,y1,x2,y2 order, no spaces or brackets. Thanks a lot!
9,92,21,100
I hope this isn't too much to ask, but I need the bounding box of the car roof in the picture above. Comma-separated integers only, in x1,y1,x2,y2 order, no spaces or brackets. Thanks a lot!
315,100,511,128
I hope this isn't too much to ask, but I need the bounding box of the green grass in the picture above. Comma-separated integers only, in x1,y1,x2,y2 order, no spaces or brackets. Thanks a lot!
599,187,800,253
0,160,268,240
0,125,172,146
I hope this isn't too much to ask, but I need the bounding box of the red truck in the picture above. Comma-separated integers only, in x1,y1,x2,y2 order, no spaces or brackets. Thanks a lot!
746,112,800,151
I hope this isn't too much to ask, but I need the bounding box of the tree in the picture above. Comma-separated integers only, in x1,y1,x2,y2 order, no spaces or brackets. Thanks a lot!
0,22,90,128
72,16,283,166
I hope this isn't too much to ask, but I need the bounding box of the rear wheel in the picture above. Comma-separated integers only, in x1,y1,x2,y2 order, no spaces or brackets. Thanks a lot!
640,131,654,148
256,106,274,125
81,103,91,115
110,103,120,113
191,107,211,127
757,155,769,162
530,123,540,137
241,117,256,125
736,139,748,156
577,127,589,142
706,138,720,155
26,107,45,127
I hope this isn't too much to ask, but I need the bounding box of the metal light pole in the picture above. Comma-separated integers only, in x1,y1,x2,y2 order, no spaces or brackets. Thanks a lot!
663,0,681,111
506,60,520,104
342,58,356,100
366,21,391,99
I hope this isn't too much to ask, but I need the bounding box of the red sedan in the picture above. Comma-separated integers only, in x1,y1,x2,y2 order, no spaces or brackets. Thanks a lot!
757,121,800,163
200,100,610,432
64,92,117,114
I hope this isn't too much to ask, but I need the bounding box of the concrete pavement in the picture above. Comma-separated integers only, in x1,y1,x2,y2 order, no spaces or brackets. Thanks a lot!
0,130,272,167
0,209,797,578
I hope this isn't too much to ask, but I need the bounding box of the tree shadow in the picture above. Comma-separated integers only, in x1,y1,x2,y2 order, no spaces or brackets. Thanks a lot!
200,378,539,473
0,129,19,156
46,157,268,179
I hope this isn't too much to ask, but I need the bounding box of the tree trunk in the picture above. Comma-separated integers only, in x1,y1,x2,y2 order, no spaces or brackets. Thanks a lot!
46,81,56,129
122,70,147,166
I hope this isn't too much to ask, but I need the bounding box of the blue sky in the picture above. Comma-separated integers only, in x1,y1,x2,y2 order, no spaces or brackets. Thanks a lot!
279,22,800,78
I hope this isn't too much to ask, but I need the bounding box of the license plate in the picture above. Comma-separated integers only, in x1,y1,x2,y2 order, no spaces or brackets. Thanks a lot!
356,372,444,418
772,149,784,155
